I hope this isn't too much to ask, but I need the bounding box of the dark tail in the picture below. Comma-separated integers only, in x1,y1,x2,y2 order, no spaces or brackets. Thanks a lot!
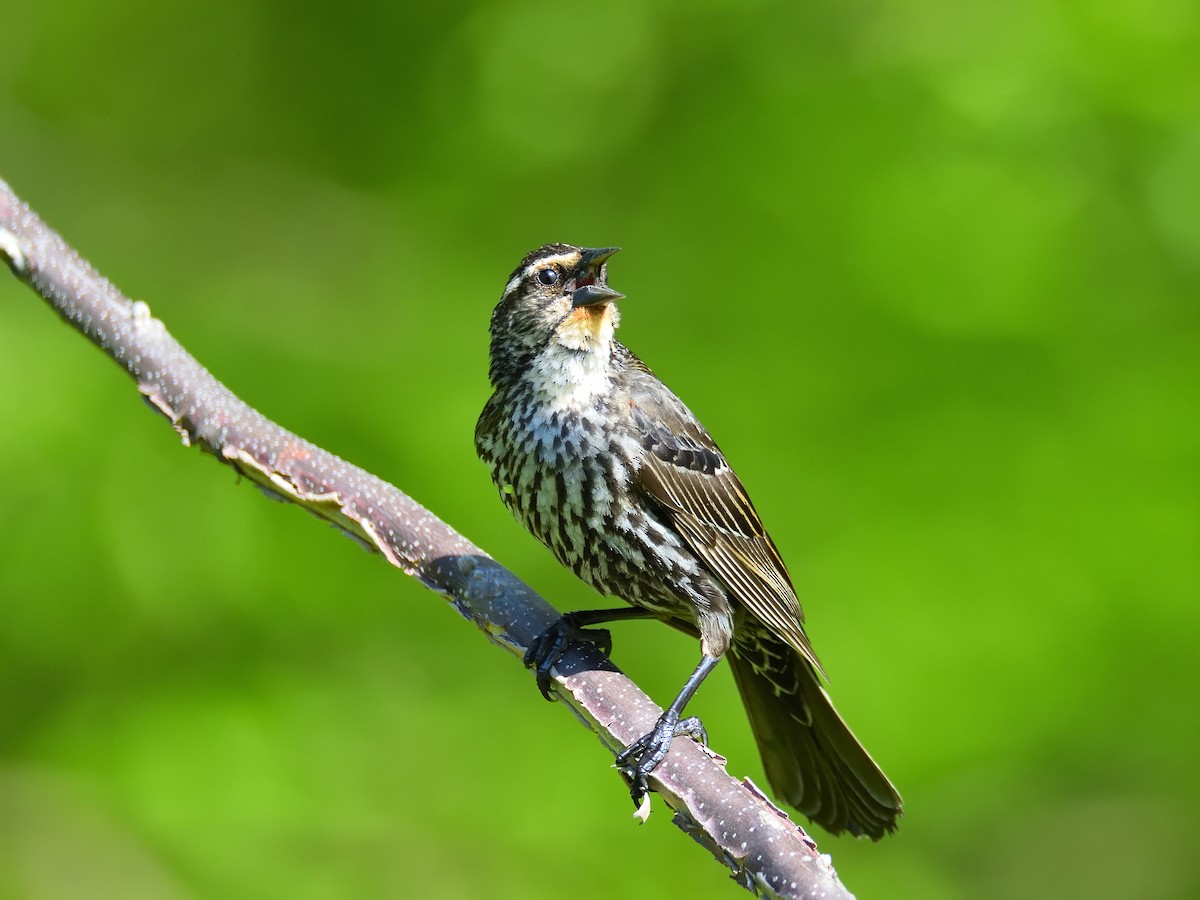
729,638,903,839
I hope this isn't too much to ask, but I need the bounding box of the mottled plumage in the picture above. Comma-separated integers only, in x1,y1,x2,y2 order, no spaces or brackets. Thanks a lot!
476,244,902,838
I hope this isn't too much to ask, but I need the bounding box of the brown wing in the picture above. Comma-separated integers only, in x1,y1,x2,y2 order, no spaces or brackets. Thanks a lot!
624,354,824,676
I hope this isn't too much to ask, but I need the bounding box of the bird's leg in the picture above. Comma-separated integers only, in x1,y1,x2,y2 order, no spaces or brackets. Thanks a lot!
615,654,721,807
524,607,659,700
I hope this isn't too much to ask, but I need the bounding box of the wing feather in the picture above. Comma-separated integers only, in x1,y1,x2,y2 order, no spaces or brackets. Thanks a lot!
626,361,823,675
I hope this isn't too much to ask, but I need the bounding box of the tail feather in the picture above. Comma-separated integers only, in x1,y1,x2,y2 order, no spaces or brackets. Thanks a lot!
729,641,903,839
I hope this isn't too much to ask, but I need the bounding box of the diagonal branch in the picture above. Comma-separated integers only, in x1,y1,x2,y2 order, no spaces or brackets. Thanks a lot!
0,178,855,900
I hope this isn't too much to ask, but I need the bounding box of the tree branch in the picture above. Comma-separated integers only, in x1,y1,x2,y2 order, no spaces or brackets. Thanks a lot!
0,178,855,900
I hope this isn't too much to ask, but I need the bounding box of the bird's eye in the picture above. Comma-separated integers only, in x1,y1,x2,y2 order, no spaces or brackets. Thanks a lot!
536,268,559,286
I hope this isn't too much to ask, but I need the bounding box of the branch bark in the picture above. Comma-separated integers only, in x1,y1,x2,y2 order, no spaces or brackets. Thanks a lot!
0,178,855,900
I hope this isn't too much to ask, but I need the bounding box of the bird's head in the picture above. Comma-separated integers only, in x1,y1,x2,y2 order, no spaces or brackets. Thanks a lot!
487,244,623,385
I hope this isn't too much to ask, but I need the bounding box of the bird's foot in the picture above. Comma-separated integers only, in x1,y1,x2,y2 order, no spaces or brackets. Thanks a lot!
615,710,708,809
523,613,614,701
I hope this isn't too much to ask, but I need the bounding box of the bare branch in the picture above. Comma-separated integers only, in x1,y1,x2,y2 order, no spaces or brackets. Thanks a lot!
0,178,855,900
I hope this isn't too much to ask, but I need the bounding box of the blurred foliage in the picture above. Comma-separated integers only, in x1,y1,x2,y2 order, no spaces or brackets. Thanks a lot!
1,1,1198,897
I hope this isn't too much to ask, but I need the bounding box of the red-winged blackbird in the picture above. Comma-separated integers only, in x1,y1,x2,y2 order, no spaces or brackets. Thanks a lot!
476,244,903,838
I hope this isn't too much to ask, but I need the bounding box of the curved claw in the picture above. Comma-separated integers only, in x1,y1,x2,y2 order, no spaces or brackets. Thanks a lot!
615,710,708,808
676,716,707,746
523,614,614,701
523,624,567,700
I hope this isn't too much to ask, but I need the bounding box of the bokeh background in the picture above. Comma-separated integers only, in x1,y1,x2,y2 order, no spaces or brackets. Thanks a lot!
2,1,1198,897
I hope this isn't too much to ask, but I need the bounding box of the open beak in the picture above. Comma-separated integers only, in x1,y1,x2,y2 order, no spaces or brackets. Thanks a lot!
571,246,624,308
579,246,621,267
571,284,624,307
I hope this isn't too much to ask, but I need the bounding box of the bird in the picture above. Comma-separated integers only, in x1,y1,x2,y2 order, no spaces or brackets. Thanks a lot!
475,243,903,838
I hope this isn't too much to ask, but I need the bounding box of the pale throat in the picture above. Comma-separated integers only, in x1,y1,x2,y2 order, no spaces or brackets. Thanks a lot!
526,304,617,412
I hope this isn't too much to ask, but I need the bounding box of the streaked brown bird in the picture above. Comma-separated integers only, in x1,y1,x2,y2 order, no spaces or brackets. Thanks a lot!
475,244,902,838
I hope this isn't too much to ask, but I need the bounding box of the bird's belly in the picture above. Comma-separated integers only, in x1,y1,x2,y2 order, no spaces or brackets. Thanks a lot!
488,418,700,618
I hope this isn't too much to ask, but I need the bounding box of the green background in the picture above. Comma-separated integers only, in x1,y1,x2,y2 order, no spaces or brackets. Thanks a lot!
2,1,1197,897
